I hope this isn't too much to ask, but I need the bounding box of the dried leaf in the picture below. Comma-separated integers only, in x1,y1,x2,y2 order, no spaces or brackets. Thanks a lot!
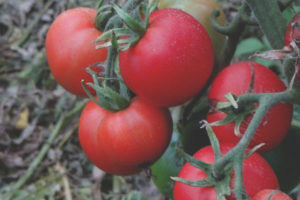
15,108,29,130
251,46,292,60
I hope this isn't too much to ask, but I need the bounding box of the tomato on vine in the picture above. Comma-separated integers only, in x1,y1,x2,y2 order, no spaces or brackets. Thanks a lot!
253,189,292,200
173,144,279,200
79,100,140,175
79,98,172,175
46,8,107,97
151,0,226,59
119,8,214,107
285,12,300,46
207,62,293,153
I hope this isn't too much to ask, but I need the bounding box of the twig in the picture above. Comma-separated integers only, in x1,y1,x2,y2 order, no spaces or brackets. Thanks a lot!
4,100,87,200
17,0,54,47
56,162,72,200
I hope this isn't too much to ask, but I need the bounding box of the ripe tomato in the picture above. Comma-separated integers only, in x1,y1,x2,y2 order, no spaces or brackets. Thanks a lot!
119,8,214,107
285,12,300,45
173,144,279,200
46,8,107,97
206,62,293,153
152,0,226,59
285,12,300,87
79,100,139,175
79,98,172,175
253,189,292,200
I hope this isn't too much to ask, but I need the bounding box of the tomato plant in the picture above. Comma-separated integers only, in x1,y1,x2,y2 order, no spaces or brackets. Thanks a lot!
119,8,214,107
207,62,293,153
79,98,172,175
152,0,226,59
46,7,107,97
252,189,292,200
173,144,279,200
79,100,142,175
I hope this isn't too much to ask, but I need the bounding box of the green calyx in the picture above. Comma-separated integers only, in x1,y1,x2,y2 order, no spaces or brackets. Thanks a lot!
211,93,257,138
171,125,234,200
95,0,158,51
82,34,131,112
171,151,233,200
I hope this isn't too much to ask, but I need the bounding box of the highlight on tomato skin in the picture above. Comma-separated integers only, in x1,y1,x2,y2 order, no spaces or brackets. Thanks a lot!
173,144,279,200
252,189,293,200
119,8,214,108
206,62,293,153
78,98,173,175
45,7,107,97
152,0,227,60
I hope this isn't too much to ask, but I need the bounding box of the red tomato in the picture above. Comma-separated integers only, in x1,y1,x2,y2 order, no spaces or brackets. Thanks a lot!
79,100,139,175
253,189,292,200
46,8,107,97
173,144,279,200
285,12,300,45
285,12,300,86
206,62,293,153
119,8,214,107
79,98,172,175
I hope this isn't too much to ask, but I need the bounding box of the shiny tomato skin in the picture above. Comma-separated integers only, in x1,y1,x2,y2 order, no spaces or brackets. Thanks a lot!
97,98,173,171
79,98,172,175
285,12,300,45
79,100,139,175
206,62,293,153
46,8,107,97
153,0,226,59
173,144,279,200
253,189,292,200
119,8,214,107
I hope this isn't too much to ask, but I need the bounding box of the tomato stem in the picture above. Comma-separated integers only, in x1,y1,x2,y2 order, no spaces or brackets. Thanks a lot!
246,0,286,49
104,0,145,31
212,2,249,70
211,88,298,199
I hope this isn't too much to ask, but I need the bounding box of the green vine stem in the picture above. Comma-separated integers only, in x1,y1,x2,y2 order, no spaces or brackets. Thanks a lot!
103,0,145,31
3,100,87,200
233,156,249,200
211,88,300,199
245,0,286,49
211,2,250,70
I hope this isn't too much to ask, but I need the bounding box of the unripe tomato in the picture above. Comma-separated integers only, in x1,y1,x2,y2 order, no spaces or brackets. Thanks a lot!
253,189,292,200
46,8,107,97
119,8,214,107
207,62,293,153
173,144,279,200
151,0,226,59
79,98,173,175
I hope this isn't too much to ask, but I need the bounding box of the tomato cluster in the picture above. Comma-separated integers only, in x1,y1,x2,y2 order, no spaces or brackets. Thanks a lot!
45,1,298,200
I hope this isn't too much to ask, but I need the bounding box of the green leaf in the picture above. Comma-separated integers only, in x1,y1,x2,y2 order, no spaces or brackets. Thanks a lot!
234,37,265,56
246,0,286,49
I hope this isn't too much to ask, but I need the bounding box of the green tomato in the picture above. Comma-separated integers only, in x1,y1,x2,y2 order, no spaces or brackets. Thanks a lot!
150,0,227,59
151,121,209,198
151,126,184,198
